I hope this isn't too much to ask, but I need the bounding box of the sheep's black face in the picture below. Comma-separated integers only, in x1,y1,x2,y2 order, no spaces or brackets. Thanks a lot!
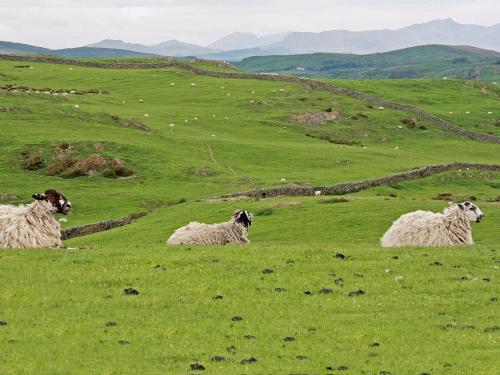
33,189,72,215
233,209,253,228
458,201,484,223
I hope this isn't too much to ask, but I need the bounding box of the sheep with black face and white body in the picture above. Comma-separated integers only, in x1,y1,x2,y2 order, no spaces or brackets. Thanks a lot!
0,189,72,249
167,210,253,245
380,201,484,248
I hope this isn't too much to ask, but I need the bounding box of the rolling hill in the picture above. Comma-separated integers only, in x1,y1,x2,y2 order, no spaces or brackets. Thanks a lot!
0,41,52,55
0,55,499,374
0,41,160,58
237,45,500,81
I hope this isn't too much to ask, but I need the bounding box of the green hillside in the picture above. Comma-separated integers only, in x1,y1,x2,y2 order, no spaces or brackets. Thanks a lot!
237,45,500,81
0,57,499,374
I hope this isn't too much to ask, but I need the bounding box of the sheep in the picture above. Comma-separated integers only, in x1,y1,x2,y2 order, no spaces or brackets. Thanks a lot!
0,189,72,249
315,190,322,196
380,201,484,248
167,209,253,245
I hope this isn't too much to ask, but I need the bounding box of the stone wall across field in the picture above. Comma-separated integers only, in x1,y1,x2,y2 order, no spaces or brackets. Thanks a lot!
221,163,500,199
1,53,499,144
61,211,147,240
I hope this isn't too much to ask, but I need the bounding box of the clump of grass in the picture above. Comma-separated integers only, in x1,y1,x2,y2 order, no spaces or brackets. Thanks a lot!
401,117,418,128
319,197,349,204
255,207,274,216
21,150,45,170
171,197,187,205
100,158,134,178
433,192,455,201
319,135,358,146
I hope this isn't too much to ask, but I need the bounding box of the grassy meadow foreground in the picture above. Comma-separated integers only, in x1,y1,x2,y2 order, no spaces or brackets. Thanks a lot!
0,58,499,374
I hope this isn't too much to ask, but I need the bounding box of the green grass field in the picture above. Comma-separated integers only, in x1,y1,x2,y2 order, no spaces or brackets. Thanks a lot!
0,58,499,374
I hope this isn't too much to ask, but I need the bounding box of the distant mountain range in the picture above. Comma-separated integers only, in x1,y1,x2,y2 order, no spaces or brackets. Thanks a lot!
207,32,292,51
266,19,500,55
1,19,499,61
236,45,500,81
0,41,159,58
86,39,217,57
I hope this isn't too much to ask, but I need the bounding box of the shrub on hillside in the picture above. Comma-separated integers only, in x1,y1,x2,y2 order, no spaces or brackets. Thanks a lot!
401,117,418,128
22,151,45,170
22,143,133,179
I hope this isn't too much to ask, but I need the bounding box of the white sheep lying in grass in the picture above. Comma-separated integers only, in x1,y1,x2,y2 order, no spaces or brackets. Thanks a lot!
0,189,72,249
380,201,484,248
167,209,253,245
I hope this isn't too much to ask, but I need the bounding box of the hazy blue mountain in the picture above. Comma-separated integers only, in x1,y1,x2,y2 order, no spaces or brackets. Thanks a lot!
149,40,217,56
0,41,51,55
86,39,217,56
53,47,160,58
266,19,500,54
0,41,159,58
208,32,291,50
85,39,153,53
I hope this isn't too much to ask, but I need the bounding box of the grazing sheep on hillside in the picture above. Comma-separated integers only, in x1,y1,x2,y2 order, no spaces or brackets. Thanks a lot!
167,210,253,245
0,189,72,249
380,201,484,248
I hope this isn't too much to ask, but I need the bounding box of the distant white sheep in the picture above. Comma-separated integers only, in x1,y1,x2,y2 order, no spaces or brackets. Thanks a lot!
0,189,72,249
380,201,484,248
314,191,322,196
167,210,253,245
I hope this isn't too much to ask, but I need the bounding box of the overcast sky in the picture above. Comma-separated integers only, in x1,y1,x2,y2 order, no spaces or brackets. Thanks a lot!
1,0,499,49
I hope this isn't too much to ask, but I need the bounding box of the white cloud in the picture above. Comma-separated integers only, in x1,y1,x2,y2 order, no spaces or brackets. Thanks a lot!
0,0,498,48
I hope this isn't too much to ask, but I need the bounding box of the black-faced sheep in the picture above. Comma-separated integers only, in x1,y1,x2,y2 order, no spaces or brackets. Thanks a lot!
0,189,72,249
167,209,253,245
380,201,484,248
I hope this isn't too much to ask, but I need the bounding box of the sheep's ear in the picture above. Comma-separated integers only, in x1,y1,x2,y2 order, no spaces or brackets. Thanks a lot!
458,203,464,210
32,193,45,201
